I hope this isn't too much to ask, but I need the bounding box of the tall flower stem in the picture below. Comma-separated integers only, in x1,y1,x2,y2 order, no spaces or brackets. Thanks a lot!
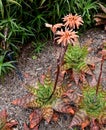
48,58,60,100
48,44,68,100
96,56,104,96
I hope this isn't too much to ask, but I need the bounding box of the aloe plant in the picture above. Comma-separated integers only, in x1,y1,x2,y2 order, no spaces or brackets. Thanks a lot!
0,109,18,130
68,84,106,129
12,69,75,130
61,44,101,86
68,53,106,129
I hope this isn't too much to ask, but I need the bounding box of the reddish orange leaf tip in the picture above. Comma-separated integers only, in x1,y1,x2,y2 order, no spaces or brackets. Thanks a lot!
81,120,90,130
52,113,59,122
68,108,75,115
11,100,18,105
24,123,30,130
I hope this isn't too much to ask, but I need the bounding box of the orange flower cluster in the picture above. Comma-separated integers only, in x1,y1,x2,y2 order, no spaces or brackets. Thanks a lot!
55,28,78,46
63,13,83,29
45,14,83,46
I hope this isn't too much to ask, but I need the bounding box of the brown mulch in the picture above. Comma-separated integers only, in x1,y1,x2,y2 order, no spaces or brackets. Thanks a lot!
0,27,106,130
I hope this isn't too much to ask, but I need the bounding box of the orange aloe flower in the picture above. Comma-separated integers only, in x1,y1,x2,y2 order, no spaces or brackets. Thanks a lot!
55,28,78,46
63,14,83,29
45,23,63,33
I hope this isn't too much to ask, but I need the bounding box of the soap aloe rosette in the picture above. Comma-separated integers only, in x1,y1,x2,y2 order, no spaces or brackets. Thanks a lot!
61,44,101,86
12,70,75,130
69,85,106,129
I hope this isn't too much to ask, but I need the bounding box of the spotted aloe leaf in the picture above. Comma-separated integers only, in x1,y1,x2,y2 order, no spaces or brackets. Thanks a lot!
24,123,30,130
77,62,93,75
80,73,89,87
42,105,54,123
29,109,42,129
0,109,7,129
99,112,106,125
52,112,59,122
63,89,82,104
69,109,89,129
24,122,39,130
0,109,18,130
85,56,101,66
12,94,38,108
100,49,106,59
12,69,53,108
52,99,75,115
72,70,80,85
90,119,101,130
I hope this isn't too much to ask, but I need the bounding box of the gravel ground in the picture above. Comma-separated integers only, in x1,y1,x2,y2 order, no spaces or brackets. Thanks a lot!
0,28,106,130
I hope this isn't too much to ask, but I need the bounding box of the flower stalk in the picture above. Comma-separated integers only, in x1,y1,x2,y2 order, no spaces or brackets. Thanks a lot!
96,56,104,96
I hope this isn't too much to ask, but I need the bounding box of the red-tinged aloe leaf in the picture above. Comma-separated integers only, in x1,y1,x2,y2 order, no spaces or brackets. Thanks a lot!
69,109,88,128
39,74,45,85
39,67,52,85
89,75,97,87
99,113,106,125
62,97,72,105
90,125,100,130
6,120,18,128
90,119,100,130
24,123,39,130
32,125,39,130
52,99,75,114
99,50,106,59
63,90,82,104
0,109,7,121
0,110,18,130
63,89,74,97
80,64,93,75
73,70,80,85
54,85,68,98
80,73,89,87
42,67,52,85
61,63,71,71
57,71,65,86
26,99,42,108
85,57,102,65
65,106,75,115
29,109,42,129
52,112,59,122
81,119,90,130
0,109,7,129
42,106,53,123
25,84,37,96
0,109,7,116
24,123,30,130
12,94,37,108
